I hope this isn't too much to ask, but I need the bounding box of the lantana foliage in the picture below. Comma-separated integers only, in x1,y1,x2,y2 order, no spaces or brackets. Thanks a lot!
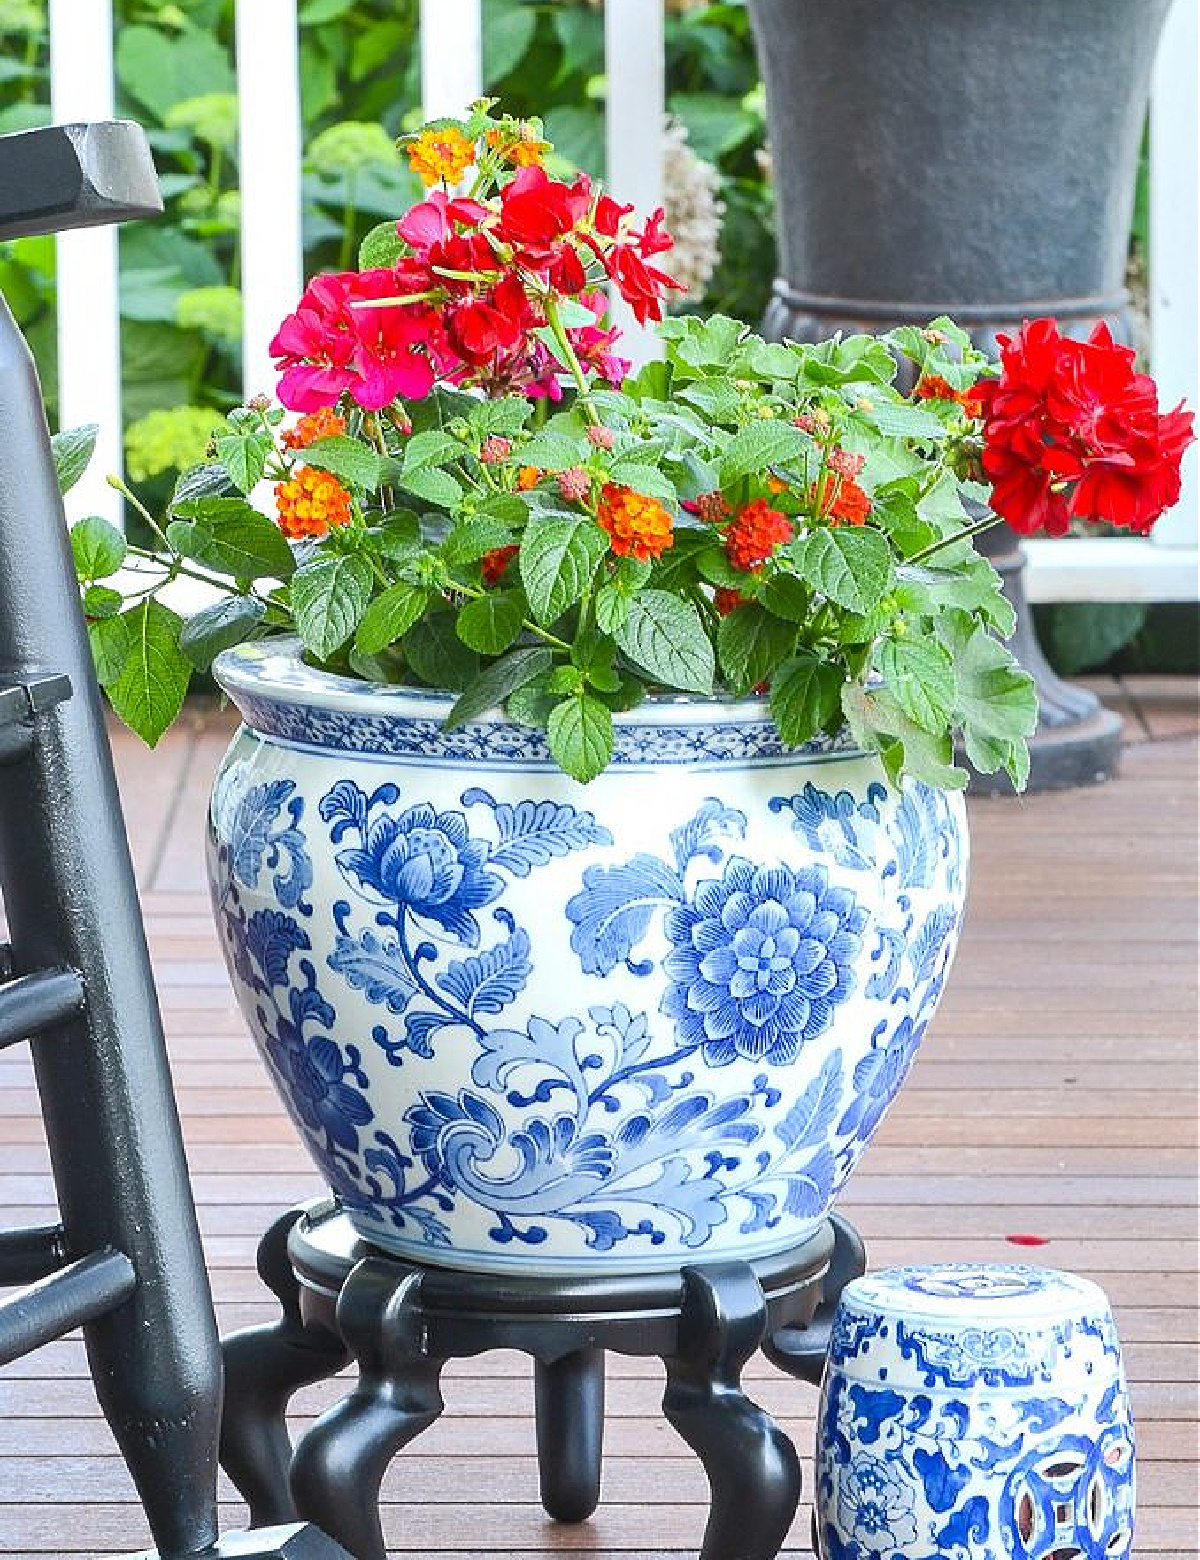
71,105,1192,791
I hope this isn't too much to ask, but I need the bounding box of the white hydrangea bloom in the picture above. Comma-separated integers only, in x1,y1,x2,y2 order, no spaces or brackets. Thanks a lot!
659,119,725,305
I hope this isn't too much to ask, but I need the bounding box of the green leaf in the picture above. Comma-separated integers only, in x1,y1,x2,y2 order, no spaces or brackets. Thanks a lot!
716,605,797,696
170,461,233,512
604,460,676,503
547,694,614,783
895,558,1016,639
302,435,382,492
178,596,267,671
858,400,948,441
719,420,810,486
444,646,554,729
794,527,894,614
594,582,630,635
107,600,192,747
82,583,123,620
355,582,429,655
759,574,811,623
397,466,463,509
115,26,234,123
441,519,518,566
878,636,956,733
215,427,272,494
401,430,460,472
51,424,98,495
613,590,714,695
168,498,296,580
769,654,844,747
403,612,479,691
70,516,127,581
88,613,132,688
942,614,1038,786
455,592,524,655
519,509,607,625
663,313,747,371
515,430,584,472
290,554,373,660
842,682,967,791
358,219,404,271
467,400,534,440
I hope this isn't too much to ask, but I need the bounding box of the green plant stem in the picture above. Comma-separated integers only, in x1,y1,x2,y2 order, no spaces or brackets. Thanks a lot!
907,512,1000,565
543,295,598,422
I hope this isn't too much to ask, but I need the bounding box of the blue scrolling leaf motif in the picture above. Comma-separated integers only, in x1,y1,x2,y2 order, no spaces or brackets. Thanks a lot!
462,787,612,876
245,909,311,989
436,928,532,1017
669,797,747,873
566,854,685,976
328,929,417,1012
782,1144,837,1216
775,1051,843,1152
471,1014,590,1109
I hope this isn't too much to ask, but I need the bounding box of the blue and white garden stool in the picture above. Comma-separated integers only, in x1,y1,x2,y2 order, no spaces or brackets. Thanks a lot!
814,1264,1136,1560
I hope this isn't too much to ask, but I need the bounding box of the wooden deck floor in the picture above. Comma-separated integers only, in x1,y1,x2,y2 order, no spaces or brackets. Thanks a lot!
0,678,1196,1559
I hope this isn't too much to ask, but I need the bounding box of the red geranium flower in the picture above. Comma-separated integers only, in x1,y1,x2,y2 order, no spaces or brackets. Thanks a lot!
269,273,361,412
978,319,1195,536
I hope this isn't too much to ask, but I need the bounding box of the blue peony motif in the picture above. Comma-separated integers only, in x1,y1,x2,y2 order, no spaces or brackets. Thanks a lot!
837,1453,920,1550
661,859,867,1067
332,800,502,945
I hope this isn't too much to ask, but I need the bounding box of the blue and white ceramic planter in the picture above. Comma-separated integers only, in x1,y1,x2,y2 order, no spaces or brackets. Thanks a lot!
207,639,968,1277
816,1264,1136,1560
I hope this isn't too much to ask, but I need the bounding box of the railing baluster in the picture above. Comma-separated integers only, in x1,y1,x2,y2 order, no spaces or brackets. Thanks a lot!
46,0,122,526
235,0,304,404
604,0,665,368
419,0,482,118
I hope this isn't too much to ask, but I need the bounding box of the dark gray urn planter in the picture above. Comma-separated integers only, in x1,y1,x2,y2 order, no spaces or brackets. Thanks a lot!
748,0,1174,791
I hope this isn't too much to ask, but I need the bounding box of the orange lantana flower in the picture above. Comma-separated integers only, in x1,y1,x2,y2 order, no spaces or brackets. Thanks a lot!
810,473,872,526
281,407,346,452
724,499,792,571
516,466,543,490
275,466,354,539
596,483,674,563
406,126,476,188
915,374,985,418
486,125,547,168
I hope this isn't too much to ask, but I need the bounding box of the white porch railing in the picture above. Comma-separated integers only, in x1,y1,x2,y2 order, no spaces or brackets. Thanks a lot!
43,0,1199,602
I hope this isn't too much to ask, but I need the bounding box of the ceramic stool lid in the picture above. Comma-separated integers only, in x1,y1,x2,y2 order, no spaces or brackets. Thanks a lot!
828,1263,1125,1394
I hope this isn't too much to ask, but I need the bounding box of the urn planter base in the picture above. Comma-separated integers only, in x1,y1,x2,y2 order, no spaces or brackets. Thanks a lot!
220,1200,869,1560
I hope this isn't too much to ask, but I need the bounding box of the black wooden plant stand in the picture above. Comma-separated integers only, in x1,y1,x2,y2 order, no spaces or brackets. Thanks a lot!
221,1201,867,1560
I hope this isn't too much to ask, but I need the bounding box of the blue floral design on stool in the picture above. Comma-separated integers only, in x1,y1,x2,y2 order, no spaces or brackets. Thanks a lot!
816,1264,1137,1560
661,861,867,1066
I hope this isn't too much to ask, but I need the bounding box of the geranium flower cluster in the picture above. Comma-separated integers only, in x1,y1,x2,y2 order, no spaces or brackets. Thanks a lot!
269,115,682,413
976,319,1194,536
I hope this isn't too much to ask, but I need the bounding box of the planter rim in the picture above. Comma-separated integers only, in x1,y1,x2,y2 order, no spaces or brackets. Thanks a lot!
212,636,870,768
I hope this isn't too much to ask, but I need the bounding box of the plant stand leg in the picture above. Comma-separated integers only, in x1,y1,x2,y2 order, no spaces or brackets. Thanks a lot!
663,1264,801,1560
221,1208,352,1526
290,1263,445,1560
534,1348,605,1521
763,1213,867,1387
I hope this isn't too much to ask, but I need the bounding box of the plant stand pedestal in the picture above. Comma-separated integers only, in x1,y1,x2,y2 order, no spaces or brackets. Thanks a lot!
220,1201,867,1560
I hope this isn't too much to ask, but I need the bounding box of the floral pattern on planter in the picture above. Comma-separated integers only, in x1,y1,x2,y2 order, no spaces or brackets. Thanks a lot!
208,684,968,1275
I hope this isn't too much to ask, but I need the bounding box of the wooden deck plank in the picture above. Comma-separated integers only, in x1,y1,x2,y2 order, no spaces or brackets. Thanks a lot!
0,705,1195,1555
